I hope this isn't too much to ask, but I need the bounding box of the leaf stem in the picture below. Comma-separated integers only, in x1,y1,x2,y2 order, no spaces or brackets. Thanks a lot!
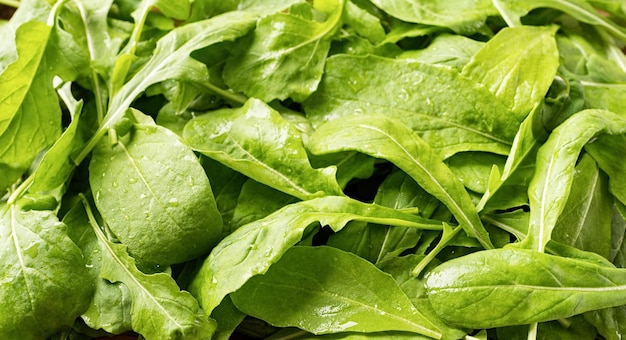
412,224,463,276
527,322,538,340
7,175,34,205
199,80,247,106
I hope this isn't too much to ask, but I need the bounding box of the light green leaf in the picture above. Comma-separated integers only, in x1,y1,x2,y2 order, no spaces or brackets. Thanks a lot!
308,114,494,249
344,0,386,44
493,0,626,41
0,204,94,339
89,124,222,267
223,0,344,102
399,33,484,70
231,246,446,339
303,54,519,158
523,109,626,252
79,199,216,340
586,135,626,208
461,25,560,121
370,0,498,34
0,21,61,192
183,98,344,200
188,196,444,313
425,248,626,328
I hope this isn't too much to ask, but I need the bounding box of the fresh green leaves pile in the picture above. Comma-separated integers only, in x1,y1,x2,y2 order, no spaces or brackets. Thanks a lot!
2,0,626,339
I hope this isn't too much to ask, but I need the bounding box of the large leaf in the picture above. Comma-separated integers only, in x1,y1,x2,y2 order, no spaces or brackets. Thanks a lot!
0,21,61,192
188,196,444,313
76,199,216,340
461,25,560,121
369,0,498,34
89,124,222,267
308,114,494,249
231,246,446,339
425,248,626,328
0,204,93,339
303,54,519,158
223,0,344,102
523,109,626,252
183,98,344,200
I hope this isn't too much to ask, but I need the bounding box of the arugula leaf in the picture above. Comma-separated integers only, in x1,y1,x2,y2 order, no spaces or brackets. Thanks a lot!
304,54,519,158
183,98,344,200
425,248,626,328
77,198,216,340
308,114,494,249
369,0,499,34
89,124,222,267
188,196,444,313
223,0,344,102
0,21,61,192
0,204,94,339
231,246,446,339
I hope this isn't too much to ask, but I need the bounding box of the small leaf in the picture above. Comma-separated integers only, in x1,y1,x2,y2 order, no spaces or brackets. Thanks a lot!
231,246,445,339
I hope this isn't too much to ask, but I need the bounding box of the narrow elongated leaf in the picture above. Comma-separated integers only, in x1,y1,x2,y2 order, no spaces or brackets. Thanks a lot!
0,21,61,191
523,109,626,252
0,204,94,339
101,11,258,131
183,98,344,200
494,0,626,41
89,124,222,267
369,0,498,34
461,25,560,121
552,154,612,258
231,246,445,339
585,134,626,207
77,200,216,340
308,114,494,249
188,196,444,313
303,54,519,158
425,248,626,328
223,0,344,102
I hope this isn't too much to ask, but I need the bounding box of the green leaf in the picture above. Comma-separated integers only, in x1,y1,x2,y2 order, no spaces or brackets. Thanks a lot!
303,54,519,158
231,246,446,339
0,204,94,339
78,198,216,340
188,196,444,313
493,0,626,41
308,114,494,249
552,154,612,259
447,152,506,194
523,109,626,252
369,0,498,34
461,25,560,121
425,248,626,328
0,21,61,192
183,98,344,200
585,305,626,340
223,0,344,102
399,33,484,70
89,124,222,267
585,135,626,207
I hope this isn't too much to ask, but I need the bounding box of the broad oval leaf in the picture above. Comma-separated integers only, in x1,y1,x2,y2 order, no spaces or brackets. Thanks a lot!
231,246,445,339
303,54,519,158
183,98,344,200
0,204,94,339
307,114,494,249
89,124,222,267
425,248,626,328
188,196,444,313
461,25,560,121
